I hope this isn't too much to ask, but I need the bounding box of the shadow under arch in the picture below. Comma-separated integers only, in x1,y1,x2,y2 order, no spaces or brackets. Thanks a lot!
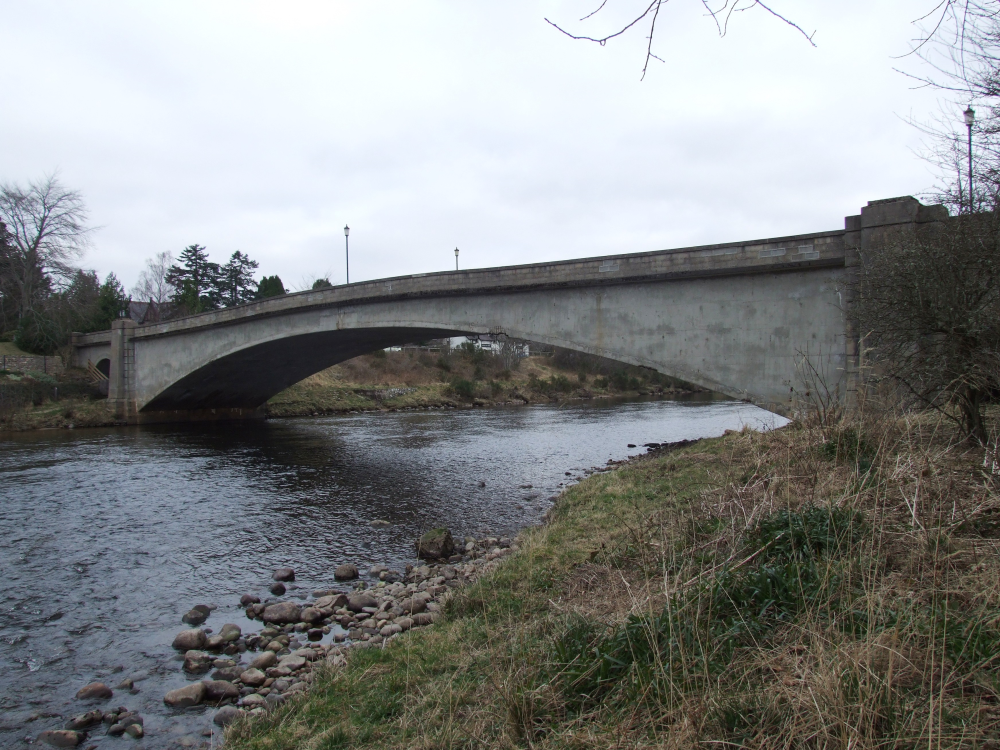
140,325,720,417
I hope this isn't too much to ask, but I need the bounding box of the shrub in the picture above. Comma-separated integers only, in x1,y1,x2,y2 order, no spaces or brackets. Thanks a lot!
449,378,475,399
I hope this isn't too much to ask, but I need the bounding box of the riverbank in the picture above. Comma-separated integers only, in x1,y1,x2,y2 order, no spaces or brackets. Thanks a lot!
0,349,699,431
223,406,1000,749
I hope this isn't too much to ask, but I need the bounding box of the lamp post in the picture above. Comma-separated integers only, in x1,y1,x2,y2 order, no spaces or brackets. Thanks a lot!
344,225,350,284
454,247,459,271
964,105,976,214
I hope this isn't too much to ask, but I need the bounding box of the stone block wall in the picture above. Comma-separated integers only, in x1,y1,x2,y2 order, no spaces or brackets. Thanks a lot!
0,354,65,376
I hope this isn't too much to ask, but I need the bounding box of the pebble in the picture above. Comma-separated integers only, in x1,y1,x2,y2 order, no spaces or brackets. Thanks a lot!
74,683,113,701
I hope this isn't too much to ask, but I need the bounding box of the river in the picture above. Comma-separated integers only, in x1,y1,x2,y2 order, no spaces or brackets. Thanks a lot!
0,396,784,749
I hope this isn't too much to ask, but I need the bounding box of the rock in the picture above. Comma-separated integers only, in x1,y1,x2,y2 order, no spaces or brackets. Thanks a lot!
369,565,388,576
239,594,260,607
213,705,242,727
240,668,267,687
172,628,207,651
205,635,224,650
346,593,377,613
212,666,243,681
399,597,427,615
380,623,402,637
396,616,414,631
116,677,134,690
125,723,144,738
412,612,437,626
369,519,390,527
269,582,286,596
241,694,267,709
265,692,285,709
182,609,208,626
250,651,278,670
262,601,301,624
202,680,240,702
164,682,206,708
64,710,103,730
415,528,455,560
277,655,306,672
301,607,323,624
115,712,143,729
219,623,242,642
307,628,323,641
183,650,214,673
314,594,348,609
75,682,113,700
272,567,296,582
36,729,83,747
334,564,359,581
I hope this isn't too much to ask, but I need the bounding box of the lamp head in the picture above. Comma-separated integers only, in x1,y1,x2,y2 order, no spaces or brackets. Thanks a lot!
454,247,459,257
965,106,976,127
344,225,350,237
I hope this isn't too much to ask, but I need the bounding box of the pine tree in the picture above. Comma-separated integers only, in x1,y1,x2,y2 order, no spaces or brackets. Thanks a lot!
95,272,129,329
166,244,220,314
218,251,259,307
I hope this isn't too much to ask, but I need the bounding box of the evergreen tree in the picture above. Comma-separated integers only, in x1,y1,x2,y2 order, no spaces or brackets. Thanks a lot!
218,251,259,307
165,244,220,314
256,275,286,299
312,278,333,290
95,273,130,330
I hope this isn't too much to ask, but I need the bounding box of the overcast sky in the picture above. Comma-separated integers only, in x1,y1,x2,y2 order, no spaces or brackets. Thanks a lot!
2,1,955,292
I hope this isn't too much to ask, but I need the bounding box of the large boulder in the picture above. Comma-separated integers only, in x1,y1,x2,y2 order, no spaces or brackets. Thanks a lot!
74,682,113,700
261,601,301,624
164,682,206,708
415,528,455,560
171,628,207,651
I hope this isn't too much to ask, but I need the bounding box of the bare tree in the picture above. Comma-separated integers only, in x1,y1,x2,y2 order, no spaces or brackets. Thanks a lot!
851,210,1000,444
131,251,175,303
545,0,816,79
0,174,90,323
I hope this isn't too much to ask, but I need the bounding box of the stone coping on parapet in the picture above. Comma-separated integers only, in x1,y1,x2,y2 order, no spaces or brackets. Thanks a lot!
71,227,846,347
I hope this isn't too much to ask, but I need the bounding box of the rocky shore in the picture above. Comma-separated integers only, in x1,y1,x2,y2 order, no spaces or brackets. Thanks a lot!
39,530,515,748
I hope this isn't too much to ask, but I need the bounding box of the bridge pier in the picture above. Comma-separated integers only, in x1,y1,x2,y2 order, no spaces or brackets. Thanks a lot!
108,318,136,421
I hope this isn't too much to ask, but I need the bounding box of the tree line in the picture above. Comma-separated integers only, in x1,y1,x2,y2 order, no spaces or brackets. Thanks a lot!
0,174,289,356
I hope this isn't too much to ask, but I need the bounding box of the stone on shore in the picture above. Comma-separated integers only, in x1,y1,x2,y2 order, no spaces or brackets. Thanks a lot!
399,597,427,615
334,563,358,581
202,679,240,702
171,628,207,651
315,593,348,609
37,729,84,748
75,682,113,700
301,607,323,624
64,710,103,730
261,601,301,624
181,608,208,626
219,623,242,642
415,528,455,560
183,650,214,673
346,593,377,612
164,682,206,708
124,723,144,738
269,582,286,596
240,668,267,687
241,694,266,709
272,567,295,582
412,612,438,626
277,655,306,672
240,594,261,607
249,651,278,670
212,666,243,681
214,705,242,727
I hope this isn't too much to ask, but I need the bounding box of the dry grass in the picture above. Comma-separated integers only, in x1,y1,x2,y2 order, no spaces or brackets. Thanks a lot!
225,394,1000,750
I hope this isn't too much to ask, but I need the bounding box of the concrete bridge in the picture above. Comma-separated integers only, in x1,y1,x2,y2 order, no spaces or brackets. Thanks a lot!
70,196,946,424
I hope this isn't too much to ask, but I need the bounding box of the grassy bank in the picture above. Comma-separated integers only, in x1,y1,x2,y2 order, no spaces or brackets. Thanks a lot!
226,403,1000,749
0,368,116,431
265,349,694,418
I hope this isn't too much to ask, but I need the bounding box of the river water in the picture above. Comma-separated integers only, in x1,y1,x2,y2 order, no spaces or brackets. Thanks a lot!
0,396,784,749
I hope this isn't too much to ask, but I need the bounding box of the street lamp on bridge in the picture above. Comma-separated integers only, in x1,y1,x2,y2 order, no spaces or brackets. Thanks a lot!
454,247,459,271
964,105,976,214
344,225,350,284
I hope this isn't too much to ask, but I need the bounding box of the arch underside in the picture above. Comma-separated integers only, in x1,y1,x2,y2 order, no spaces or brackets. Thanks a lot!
141,327,468,412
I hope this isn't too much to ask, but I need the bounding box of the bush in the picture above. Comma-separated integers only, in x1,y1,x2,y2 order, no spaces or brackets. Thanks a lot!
449,378,475,399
